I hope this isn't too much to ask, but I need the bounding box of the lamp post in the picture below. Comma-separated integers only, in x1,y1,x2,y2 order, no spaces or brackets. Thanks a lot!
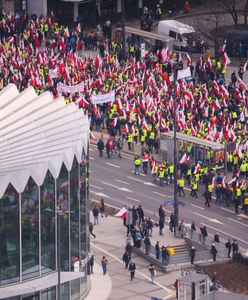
45,208,73,300
173,65,179,234
121,0,126,52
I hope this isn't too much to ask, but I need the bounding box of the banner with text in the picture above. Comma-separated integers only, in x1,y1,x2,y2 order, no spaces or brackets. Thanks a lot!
57,82,84,94
92,91,115,104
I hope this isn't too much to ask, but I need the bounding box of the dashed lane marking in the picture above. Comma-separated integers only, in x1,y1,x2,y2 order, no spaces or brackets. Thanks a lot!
115,179,130,185
126,196,140,203
90,185,103,190
191,204,204,210
227,218,248,227
126,176,143,183
152,191,173,198
105,162,120,168
221,207,234,214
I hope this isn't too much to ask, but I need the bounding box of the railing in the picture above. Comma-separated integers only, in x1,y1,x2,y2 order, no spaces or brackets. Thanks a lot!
185,228,228,259
195,291,248,300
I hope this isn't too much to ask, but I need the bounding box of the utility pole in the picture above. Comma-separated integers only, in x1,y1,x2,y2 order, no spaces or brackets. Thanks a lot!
173,65,179,234
121,0,126,52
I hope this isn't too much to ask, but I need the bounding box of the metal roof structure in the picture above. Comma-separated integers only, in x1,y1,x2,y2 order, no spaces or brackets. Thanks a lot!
162,131,225,151
0,84,89,198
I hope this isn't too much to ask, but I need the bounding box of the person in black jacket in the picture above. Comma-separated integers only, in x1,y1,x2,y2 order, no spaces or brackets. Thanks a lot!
225,239,232,258
155,241,160,260
190,246,196,264
97,138,104,157
128,261,136,281
211,242,218,261
122,251,131,269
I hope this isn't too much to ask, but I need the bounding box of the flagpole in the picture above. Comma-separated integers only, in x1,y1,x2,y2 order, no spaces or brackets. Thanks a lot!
121,0,126,52
173,64,179,235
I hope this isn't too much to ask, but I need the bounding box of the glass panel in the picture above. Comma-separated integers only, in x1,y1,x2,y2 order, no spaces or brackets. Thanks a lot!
21,177,39,280
0,184,20,285
57,163,69,271
71,278,80,300
41,287,56,300
60,282,70,300
70,157,80,270
80,155,87,261
80,267,88,299
41,171,56,274
22,292,39,300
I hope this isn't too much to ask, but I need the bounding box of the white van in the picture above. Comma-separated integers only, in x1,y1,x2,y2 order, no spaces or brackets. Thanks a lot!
158,20,195,51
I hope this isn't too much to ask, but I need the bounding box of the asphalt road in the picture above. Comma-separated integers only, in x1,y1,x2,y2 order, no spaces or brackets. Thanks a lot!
89,144,248,252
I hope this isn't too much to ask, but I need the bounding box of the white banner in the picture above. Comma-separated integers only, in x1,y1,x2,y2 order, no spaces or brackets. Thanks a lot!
177,67,191,80
57,82,84,94
92,91,115,104
49,68,58,79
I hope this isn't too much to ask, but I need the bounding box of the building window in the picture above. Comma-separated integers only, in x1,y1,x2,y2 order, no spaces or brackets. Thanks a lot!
80,155,87,260
70,157,80,270
57,163,69,271
41,287,56,300
0,184,20,285
21,177,39,280
41,171,56,274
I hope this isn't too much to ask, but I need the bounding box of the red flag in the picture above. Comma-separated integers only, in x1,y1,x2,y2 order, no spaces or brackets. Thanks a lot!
179,153,189,164
238,78,247,91
186,53,191,66
194,163,201,174
221,176,227,189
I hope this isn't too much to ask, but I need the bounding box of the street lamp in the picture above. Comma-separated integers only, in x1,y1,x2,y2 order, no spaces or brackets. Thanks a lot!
121,0,126,52
173,65,179,234
45,208,74,300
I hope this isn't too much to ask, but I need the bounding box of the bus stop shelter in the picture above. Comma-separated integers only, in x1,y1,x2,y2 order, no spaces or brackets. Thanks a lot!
160,132,226,171
114,26,174,53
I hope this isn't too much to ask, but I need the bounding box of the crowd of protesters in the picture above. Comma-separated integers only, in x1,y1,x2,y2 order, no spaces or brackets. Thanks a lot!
1,11,248,214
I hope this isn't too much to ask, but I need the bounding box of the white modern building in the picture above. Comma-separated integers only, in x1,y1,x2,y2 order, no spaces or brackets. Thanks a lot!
0,84,90,300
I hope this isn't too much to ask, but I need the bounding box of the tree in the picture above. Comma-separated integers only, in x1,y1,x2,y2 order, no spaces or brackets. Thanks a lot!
244,0,248,26
215,0,245,26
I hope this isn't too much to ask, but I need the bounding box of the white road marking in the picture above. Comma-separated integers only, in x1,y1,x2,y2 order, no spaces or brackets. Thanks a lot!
127,176,143,183
153,191,173,198
238,213,248,219
193,212,223,224
89,148,94,152
115,179,130,185
200,222,248,246
143,181,156,186
221,207,234,214
89,157,95,160
119,187,133,193
191,204,204,210
126,196,140,203
91,243,174,297
91,191,109,198
131,171,146,176
105,162,120,168
227,218,248,227
184,187,191,191
102,181,118,188
90,185,103,190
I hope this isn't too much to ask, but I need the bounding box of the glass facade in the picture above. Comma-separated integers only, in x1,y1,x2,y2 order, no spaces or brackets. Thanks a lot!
21,177,39,280
40,171,56,274
0,184,20,285
57,163,69,272
0,155,89,298
70,158,80,270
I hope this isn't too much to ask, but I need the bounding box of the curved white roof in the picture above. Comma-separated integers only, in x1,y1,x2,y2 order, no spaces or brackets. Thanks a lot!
0,84,89,197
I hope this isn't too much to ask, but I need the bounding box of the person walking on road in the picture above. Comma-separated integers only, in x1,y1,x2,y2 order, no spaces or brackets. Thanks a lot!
200,226,208,243
99,198,105,217
159,215,165,235
128,261,136,281
225,239,232,258
232,239,239,257
134,156,141,175
214,233,220,243
144,235,151,255
211,242,218,262
190,246,196,264
89,222,96,238
137,205,145,225
89,255,94,274
97,138,104,157
155,241,160,260
149,263,156,283
122,251,131,269
101,256,108,275
92,206,99,225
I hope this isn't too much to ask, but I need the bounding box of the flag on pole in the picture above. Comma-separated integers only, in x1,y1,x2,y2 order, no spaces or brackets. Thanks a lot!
115,207,127,218
179,153,189,164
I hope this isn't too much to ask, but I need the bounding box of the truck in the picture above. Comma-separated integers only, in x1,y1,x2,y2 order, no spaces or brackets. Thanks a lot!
158,20,195,51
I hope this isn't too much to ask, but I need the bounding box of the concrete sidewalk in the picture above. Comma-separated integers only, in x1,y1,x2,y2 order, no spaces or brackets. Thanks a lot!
87,214,184,300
